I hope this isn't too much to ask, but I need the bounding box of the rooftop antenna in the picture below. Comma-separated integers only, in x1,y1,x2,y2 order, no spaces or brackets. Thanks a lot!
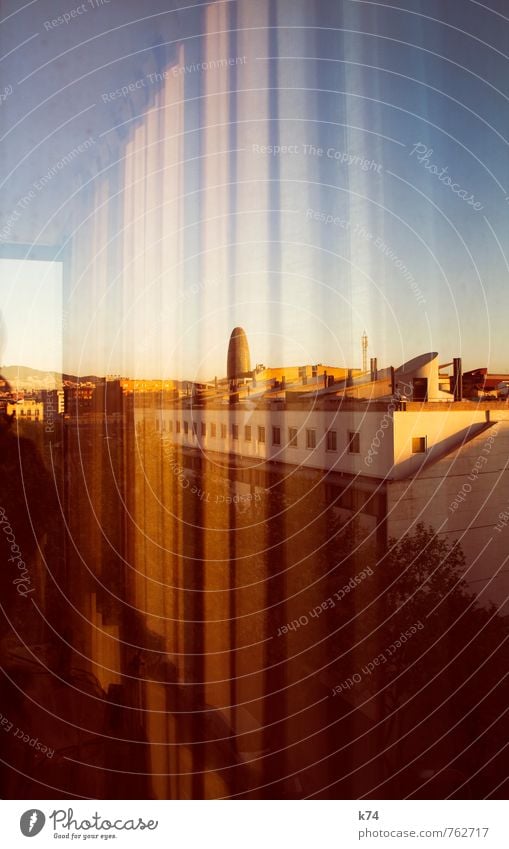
361,330,368,373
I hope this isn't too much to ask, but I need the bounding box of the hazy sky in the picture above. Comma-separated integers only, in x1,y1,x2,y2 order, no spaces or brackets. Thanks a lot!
0,259,62,372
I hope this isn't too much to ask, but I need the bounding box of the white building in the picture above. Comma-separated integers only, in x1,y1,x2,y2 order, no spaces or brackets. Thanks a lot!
7,398,44,422
136,352,509,607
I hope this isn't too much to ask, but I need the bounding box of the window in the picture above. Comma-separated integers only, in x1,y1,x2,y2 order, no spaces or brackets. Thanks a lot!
176,420,181,434
306,429,316,449
183,421,189,435
232,423,239,440
289,427,298,448
326,430,337,452
221,423,227,439
412,378,428,402
245,425,252,441
210,423,216,438
201,422,206,437
412,436,427,454
258,425,266,443
168,420,173,433
272,426,281,445
192,421,198,436
348,431,360,453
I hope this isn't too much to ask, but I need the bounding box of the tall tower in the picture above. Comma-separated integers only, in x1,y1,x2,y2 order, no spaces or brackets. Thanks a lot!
361,330,368,373
227,327,251,379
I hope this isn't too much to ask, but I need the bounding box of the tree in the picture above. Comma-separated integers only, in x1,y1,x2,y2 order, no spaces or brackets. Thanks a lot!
330,522,509,797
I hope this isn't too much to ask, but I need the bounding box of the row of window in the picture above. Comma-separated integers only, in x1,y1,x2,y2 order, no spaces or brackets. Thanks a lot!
17,409,41,417
158,419,362,453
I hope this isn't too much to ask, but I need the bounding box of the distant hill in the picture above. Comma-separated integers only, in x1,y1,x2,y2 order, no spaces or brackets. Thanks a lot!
0,366,193,391
0,365,102,390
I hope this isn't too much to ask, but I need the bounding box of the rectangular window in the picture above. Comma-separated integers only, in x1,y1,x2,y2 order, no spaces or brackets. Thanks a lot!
232,423,239,440
168,420,173,433
326,430,337,452
201,422,206,437
412,436,427,453
258,425,266,443
348,431,360,453
289,427,298,448
412,378,428,402
221,423,227,439
176,420,181,434
245,425,252,441
210,423,216,438
306,429,316,449
183,421,189,435
272,426,281,445
192,421,198,436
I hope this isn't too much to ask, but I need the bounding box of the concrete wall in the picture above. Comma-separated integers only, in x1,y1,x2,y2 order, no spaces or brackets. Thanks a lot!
392,409,490,479
388,413,509,608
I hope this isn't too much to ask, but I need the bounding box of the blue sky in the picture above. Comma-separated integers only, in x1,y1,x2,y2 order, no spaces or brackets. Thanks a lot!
1,0,508,379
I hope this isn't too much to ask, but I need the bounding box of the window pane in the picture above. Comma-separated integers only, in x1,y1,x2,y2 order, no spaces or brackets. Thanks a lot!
412,436,427,453
327,430,337,451
1,0,500,804
348,432,360,453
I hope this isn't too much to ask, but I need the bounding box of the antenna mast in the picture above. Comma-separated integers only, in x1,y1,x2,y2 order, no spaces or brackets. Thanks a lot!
361,330,368,373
